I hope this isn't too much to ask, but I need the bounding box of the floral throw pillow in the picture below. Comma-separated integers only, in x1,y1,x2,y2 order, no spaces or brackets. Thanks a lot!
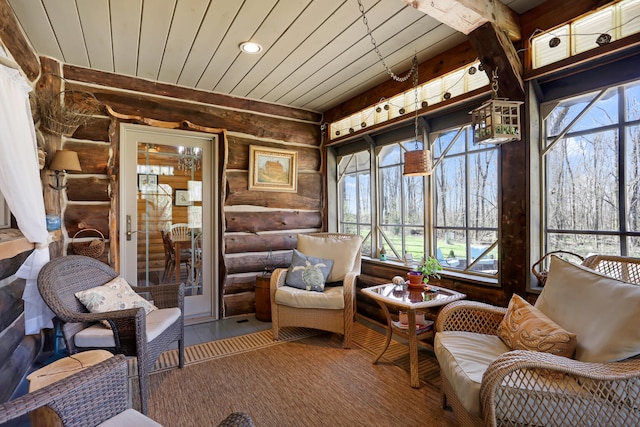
75,277,157,327
285,249,334,292
498,294,577,358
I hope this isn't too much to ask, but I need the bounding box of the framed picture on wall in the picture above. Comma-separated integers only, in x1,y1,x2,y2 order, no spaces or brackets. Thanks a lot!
248,145,298,192
174,189,192,206
138,173,158,193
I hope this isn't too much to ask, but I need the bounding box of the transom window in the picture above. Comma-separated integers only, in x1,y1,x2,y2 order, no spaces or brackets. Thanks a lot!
542,80,640,257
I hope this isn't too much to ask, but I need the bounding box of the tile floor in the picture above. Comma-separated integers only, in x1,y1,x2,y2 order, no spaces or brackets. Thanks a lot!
179,314,272,348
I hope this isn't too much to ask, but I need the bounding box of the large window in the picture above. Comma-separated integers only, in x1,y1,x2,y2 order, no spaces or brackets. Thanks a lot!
378,141,425,260
432,126,499,274
542,80,640,257
338,151,372,256
337,123,500,277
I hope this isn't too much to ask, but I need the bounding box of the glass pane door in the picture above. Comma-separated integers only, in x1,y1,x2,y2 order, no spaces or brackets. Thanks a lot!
120,124,216,321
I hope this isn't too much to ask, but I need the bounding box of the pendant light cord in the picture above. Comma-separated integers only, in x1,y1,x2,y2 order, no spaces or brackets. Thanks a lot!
357,0,421,149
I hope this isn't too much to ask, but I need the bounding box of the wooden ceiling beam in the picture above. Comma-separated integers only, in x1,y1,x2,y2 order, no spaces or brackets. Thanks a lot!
404,0,524,100
468,21,524,100
402,0,521,41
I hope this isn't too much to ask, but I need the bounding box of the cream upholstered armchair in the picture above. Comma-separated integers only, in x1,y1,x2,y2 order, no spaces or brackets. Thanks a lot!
270,233,362,348
435,255,640,427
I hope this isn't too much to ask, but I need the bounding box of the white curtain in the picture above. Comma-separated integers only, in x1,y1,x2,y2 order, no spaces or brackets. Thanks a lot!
0,56,54,334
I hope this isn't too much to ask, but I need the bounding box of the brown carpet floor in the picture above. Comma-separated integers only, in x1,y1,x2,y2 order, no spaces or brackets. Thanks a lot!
136,323,459,427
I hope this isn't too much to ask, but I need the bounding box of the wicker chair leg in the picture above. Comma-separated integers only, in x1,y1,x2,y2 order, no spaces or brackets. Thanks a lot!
137,368,149,415
178,338,185,368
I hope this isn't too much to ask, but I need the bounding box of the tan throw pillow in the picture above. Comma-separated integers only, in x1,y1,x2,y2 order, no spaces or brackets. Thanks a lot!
297,234,361,283
75,277,157,327
498,294,577,358
535,255,640,363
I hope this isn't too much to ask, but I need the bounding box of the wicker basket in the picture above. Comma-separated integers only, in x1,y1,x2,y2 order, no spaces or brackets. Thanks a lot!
532,250,584,285
38,74,100,137
71,228,105,258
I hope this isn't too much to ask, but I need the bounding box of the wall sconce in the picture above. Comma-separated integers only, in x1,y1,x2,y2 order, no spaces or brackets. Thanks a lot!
188,180,202,202
49,150,81,190
188,206,202,229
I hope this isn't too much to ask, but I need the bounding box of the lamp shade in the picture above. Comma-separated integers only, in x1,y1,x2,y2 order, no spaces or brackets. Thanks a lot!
403,149,431,176
49,150,81,172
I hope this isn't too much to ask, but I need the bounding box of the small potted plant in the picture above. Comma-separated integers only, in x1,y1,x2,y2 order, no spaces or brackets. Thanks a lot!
406,256,443,288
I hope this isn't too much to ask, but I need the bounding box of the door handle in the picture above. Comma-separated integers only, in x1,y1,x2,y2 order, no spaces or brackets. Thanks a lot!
126,214,138,241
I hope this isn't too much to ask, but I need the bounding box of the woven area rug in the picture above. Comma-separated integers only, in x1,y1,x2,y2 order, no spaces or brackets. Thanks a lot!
131,323,456,426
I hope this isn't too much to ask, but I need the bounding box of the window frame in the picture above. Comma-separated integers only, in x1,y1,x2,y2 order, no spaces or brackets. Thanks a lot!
431,124,501,277
0,192,10,229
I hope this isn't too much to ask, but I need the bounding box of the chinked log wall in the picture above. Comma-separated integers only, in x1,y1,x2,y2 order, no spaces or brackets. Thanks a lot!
223,133,323,315
38,58,323,319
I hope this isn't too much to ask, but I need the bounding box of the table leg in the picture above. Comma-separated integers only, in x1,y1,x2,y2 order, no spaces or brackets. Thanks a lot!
372,301,393,364
407,309,420,388
175,240,181,284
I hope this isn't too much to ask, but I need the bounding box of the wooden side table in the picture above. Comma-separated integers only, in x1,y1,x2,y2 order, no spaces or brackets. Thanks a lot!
254,273,272,322
362,283,466,388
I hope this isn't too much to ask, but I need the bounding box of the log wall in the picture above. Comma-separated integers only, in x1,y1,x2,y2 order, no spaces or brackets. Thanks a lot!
33,60,322,319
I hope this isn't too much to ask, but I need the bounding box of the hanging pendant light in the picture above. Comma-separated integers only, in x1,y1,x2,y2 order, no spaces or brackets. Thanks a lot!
471,69,523,145
357,0,430,174
403,56,431,176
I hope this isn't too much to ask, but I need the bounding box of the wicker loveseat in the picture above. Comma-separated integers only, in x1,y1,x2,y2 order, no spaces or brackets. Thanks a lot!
435,255,640,427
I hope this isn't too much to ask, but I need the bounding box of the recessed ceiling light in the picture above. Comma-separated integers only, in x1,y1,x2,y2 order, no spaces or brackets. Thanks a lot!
239,41,262,54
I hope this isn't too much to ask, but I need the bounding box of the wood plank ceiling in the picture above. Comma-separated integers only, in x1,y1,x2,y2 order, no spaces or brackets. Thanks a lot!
7,0,545,113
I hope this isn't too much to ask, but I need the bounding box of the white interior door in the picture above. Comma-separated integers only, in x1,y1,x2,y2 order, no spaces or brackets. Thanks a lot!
120,124,218,321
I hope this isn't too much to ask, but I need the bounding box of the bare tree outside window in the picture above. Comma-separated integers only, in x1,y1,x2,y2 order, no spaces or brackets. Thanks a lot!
543,82,640,257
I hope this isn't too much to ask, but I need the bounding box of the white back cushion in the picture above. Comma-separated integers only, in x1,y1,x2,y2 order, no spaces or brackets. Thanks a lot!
297,234,361,282
535,256,640,362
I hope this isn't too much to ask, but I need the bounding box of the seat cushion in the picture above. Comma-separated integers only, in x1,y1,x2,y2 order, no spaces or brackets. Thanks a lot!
297,234,361,282
535,256,640,363
74,307,181,348
434,331,510,417
97,408,163,427
274,285,344,310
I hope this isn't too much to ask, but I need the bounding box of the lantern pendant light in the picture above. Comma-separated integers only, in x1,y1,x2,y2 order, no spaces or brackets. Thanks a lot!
471,69,523,145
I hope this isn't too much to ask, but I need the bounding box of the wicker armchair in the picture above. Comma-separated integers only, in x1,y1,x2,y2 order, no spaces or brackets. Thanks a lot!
435,255,640,427
37,255,185,415
0,355,256,427
270,233,361,348
0,355,149,426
